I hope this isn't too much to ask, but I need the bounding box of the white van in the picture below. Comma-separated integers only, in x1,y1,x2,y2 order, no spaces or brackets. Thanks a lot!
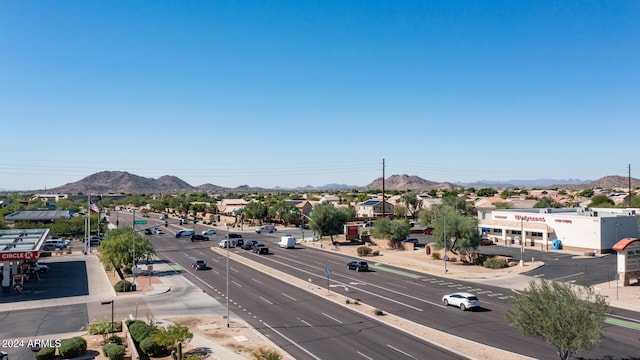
279,236,296,249
175,229,195,238
256,225,276,234
219,239,235,248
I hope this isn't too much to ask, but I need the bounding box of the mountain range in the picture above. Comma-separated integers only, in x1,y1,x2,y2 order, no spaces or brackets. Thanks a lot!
13,171,636,195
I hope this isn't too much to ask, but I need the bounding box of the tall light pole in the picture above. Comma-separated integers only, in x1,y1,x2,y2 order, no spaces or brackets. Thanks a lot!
132,210,137,291
443,213,448,274
226,240,229,328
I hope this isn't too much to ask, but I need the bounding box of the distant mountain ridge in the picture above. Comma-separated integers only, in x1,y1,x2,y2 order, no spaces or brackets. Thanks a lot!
12,171,638,194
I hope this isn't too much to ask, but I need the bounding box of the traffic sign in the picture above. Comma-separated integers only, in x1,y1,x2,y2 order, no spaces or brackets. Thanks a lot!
134,220,147,225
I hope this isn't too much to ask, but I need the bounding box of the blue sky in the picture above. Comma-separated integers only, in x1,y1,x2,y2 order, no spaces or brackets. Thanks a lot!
1,1,638,191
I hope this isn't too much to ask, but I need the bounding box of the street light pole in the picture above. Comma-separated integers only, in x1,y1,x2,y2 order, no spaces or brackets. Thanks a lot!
132,210,137,291
443,213,448,274
226,242,229,328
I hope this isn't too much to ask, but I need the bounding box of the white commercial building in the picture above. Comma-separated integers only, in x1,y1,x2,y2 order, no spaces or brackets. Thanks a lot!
477,207,639,253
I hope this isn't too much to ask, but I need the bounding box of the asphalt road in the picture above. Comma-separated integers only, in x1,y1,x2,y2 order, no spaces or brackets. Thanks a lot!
154,240,466,360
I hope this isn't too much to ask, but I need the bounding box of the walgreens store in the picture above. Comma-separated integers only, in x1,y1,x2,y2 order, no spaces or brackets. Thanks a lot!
477,207,639,253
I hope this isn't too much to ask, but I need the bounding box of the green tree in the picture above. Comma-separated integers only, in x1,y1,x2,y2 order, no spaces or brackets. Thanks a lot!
151,324,193,350
589,195,614,208
505,279,608,360
534,196,563,208
400,191,423,219
243,201,268,224
429,206,481,262
371,218,411,249
99,227,155,279
308,202,349,244
476,188,497,197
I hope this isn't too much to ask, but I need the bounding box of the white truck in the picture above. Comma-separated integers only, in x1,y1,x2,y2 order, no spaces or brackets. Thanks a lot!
279,235,296,249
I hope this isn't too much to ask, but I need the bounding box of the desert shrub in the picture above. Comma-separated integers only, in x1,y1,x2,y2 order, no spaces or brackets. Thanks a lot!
34,346,56,360
59,336,87,359
356,246,372,257
129,321,156,343
373,309,384,316
431,252,441,260
372,250,380,256
140,336,169,357
102,343,126,360
107,335,123,345
114,279,133,292
251,347,283,360
483,257,508,269
87,320,123,335
125,319,144,328
449,257,458,262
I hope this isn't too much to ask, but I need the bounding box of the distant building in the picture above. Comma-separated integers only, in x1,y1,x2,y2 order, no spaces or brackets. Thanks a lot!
356,199,394,218
5,210,73,223
477,207,639,253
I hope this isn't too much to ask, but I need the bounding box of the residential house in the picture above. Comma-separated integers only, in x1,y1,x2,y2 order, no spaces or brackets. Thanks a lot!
356,199,394,218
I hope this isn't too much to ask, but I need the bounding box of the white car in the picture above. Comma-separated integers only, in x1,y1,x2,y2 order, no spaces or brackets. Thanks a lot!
202,229,217,235
31,263,50,273
442,292,480,311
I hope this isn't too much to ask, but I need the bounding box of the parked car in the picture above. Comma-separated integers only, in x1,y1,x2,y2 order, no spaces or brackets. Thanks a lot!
144,229,153,235
402,238,419,245
226,233,243,240
243,240,259,250
479,238,494,246
202,229,217,235
442,292,480,311
191,234,209,242
252,243,269,254
233,238,244,247
347,260,369,272
154,228,164,234
423,227,435,235
192,259,209,270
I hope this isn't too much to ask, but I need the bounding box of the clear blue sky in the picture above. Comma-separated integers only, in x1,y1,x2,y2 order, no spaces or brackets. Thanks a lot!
1,1,638,191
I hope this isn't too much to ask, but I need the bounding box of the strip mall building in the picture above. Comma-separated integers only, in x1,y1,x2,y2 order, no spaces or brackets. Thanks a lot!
477,207,639,253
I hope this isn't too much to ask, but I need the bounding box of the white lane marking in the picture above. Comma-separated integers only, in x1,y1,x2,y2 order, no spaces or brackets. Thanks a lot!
553,272,584,281
259,296,273,305
231,280,242,287
321,312,343,324
357,351,375,359
263,322,321,360
300,319,313,327
252,278,263,284
282,293,297,302
387,344,416,358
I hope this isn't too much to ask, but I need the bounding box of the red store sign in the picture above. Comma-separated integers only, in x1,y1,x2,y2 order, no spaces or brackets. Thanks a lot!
0,251,39,261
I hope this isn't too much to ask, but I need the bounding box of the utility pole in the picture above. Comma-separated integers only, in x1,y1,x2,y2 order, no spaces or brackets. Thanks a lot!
382,158,385,218
629,164,632,208
443,213,448,274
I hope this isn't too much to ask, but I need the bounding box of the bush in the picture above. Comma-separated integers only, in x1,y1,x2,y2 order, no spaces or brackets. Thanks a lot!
483,257,508,269
102,343,126,360
356,246,372,257
129,322,156,343
140,336,169,357
251,347,283,360
107,335,123,345
59,336,87,359
34,346,56,360
114,279,133,292
431,252,441,260
87,320,123,335
449,257,458,262
125,319,144,328
373,309,385,316
372,250,380,256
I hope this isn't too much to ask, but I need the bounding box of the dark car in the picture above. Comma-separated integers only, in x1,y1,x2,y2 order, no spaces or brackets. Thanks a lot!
347,260,369,272
226,233,243,240
192,259,209,270
252,243,269,254
480,238,495,246
191,234,209,242
403,238,419,245
243,240,259,250
144,229,153,235
233,238,244,247
423,227,435,235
